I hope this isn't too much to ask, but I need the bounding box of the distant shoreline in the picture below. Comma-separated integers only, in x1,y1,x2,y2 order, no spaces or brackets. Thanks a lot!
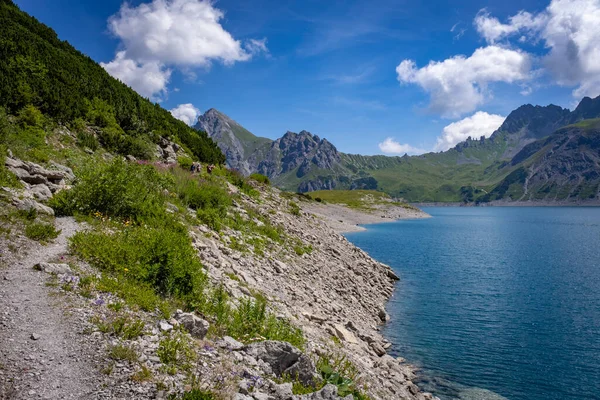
302,201,431,233
413,200,600,207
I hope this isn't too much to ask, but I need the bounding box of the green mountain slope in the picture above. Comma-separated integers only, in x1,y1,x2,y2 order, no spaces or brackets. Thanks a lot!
0,0,224,164
201,96,600,203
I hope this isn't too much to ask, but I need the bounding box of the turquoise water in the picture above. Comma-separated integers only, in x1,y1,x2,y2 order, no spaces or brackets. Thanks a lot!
345,207,600,400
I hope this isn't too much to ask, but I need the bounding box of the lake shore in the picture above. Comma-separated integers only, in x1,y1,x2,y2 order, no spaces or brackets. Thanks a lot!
413,199,600,207
303,201,431,233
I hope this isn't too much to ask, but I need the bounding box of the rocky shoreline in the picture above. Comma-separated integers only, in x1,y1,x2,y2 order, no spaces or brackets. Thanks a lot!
1,153,435,400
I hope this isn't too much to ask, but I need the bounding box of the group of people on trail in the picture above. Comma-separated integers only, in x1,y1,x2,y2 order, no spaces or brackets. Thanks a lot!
190,162,216,174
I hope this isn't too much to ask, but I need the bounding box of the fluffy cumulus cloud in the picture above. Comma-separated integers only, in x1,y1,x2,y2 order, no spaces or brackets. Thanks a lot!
101,52,171,100
396,46,531,118
102,0,267,99
378,138,426,155
475,0,600,98
169,103,201,125
434,111,505,152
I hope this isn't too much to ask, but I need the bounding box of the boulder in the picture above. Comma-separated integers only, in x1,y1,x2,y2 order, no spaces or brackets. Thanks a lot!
377,306,390,323
333,324,358,344
4,157,28,170
20,173,48,185
7,167,31,181
296,384,353,400
218,336,244,351
49,161,75,180
12,198,54,216
370,342,386,357
34,263,71,275
29,184,53,201
174,312,209,339
244,341,318,386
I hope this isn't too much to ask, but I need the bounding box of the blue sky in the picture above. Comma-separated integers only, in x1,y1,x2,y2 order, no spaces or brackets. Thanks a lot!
15,0,600,154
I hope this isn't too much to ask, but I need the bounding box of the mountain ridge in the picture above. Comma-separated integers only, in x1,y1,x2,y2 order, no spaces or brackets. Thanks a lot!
197,95,600,203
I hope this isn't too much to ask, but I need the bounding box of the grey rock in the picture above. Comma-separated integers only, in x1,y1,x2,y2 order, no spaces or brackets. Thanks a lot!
272,382,293,400
20,173,48,185
34,263,71,275
49,161,75,181
158,321,173,332
244,341,318,386
7,167,31,181
174,312,209,339
30,333,41,341
377,306,390,323
218,336,244,351
4,157,28,170
370,342,386,357
296,384,352,400
29,184,53,201
387,269,400,280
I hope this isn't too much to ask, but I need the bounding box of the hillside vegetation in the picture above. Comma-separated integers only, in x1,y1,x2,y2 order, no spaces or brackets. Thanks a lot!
0,0,224,164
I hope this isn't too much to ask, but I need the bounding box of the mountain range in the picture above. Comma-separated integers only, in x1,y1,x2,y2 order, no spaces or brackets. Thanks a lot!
195,96,600,203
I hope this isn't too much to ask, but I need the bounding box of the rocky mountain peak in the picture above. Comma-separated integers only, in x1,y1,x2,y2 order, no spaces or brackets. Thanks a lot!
195,109,272,175
571,95,600,121
497,103,571,138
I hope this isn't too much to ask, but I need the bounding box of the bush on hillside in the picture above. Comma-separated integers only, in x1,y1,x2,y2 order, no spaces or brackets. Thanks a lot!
249,173,270,185
50,159,171,223
70,225,207,298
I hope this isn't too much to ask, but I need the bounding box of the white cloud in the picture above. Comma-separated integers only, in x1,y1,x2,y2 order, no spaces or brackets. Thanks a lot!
378,138,426,155
396,46,531,118
102,0,267,99
474,10,547,44
434,111,505,152
100,51,171,100
475,0,600,99
245,38,269,56
170,103,201,126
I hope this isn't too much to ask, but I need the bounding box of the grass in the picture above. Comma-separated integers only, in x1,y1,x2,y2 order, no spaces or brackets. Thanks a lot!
49,157,305,352
25,222,61,242
306,190,415,211
157,330,196,373
109,344,138,363
93,315,145,340
279,352,370,399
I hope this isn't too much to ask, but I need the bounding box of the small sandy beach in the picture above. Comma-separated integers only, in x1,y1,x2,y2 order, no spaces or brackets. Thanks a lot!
302,201,430,233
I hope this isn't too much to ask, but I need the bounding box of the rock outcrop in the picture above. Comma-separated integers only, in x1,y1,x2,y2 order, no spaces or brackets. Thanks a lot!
3,153,74,215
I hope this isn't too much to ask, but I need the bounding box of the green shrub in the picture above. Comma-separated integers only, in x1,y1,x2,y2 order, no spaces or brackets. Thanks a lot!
25,222,60,242
229,296,305,348
157,330,195,368
69,225,207,298
294,244,313,256
0,145,21,188
177,156,193,170
76,130,99,151
196,208,225,231
50,159,170,223
218,168,258,197
178,180,231,212
175,389,215,400
316,354,370,399
314,197,322,203
18,104,44,128
109,344,138,363
249,173,270,185
96,274,163,312
289,201,301,216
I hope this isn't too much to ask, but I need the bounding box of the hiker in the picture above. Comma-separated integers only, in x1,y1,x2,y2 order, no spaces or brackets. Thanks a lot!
207,164,215,174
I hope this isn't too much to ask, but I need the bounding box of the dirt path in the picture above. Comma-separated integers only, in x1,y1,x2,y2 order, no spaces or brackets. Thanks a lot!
0,217,99,400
